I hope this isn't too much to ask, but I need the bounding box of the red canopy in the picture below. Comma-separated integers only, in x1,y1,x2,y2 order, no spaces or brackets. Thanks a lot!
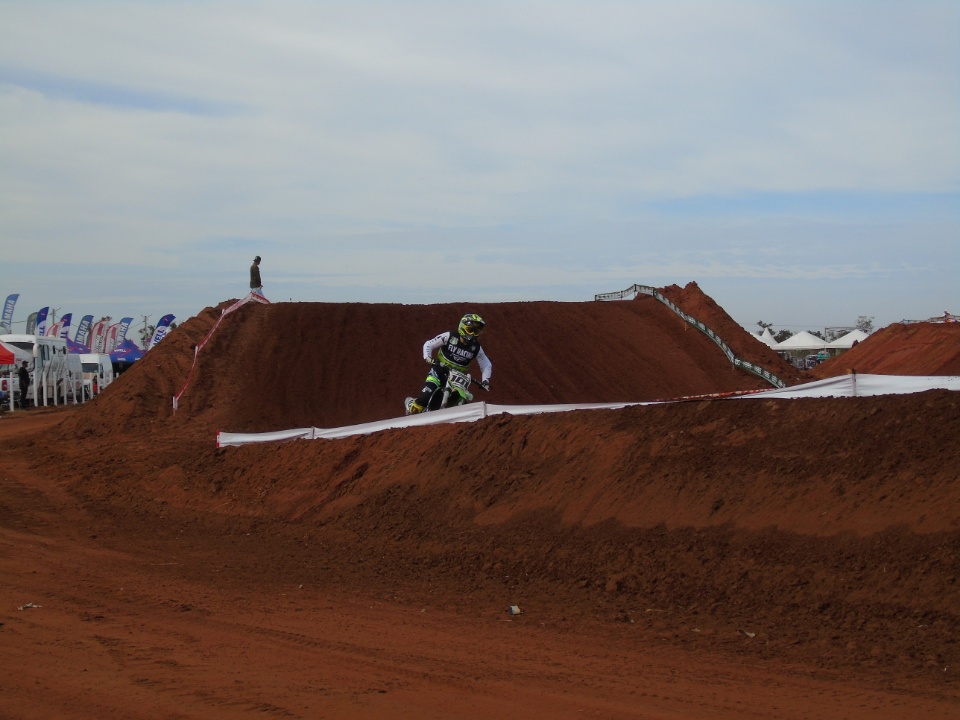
0,341,16,365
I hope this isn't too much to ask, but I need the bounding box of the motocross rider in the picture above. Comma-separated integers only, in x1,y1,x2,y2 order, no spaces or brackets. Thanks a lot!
407,313,492,414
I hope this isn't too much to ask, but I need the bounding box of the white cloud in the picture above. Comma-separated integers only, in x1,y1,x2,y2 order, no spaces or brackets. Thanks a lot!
0,1,957,329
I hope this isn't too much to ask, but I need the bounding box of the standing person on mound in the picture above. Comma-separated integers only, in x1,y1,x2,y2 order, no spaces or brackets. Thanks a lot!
407,313,492,414
250,255,264,296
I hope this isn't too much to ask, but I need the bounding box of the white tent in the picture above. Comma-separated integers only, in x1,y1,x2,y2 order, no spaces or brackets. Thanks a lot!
827,329,869,349
756,327,777,347
773,331,829,352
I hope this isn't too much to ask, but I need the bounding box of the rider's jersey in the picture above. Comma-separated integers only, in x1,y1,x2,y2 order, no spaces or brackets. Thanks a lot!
423,330,492,382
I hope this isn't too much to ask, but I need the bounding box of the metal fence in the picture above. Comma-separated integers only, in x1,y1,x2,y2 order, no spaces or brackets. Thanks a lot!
595,284,786,388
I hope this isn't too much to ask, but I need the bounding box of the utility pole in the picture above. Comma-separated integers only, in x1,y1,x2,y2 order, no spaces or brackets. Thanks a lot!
140,315,151,349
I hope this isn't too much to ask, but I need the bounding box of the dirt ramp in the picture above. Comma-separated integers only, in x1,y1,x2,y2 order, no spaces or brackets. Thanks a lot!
658,281,804,384
814,321,960,377
50,386,960,682
77,390,960,537
22,288,960,704
58,301,223,439
63,296,778,438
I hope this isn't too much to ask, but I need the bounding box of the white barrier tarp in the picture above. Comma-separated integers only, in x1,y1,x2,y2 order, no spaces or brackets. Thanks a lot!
216,401,651,447
215,374,960,447
315,402,490,440
736,374,960,399
217,427,314,447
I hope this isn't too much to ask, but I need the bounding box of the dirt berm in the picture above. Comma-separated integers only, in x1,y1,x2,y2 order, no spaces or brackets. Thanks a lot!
3,282,959,718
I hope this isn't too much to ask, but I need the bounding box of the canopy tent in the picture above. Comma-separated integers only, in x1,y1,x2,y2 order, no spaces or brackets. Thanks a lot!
0,342,27,410
0,340,31,365
0,341,15,365
773,331,829,352
66,337,90,354
755,327,777,347
827,329,869,349
110,339,144,365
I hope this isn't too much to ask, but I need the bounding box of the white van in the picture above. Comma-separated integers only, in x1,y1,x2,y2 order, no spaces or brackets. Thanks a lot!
80,353,114,397
0,334,84,406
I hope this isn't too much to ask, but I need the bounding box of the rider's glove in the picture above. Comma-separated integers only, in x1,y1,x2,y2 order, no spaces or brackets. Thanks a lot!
424,356,433,365
480,379,490,391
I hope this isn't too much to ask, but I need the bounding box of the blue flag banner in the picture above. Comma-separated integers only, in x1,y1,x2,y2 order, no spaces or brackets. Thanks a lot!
149,314,175,349
58,313,73,339
116,317,134,344
35,307,49,337
0,293,18,333
75,315,94,347
25,312,37,335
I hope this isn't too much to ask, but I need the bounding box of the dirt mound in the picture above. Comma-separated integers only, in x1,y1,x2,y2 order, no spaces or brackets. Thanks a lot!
813,321,960,377
5,284,960,718
62,288,783,439
658,281,805,385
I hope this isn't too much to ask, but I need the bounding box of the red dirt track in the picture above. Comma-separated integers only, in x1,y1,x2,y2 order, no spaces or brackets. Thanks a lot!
2,283,959,719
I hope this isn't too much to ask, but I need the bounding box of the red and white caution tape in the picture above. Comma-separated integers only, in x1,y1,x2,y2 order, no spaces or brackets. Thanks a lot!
173,293,270,411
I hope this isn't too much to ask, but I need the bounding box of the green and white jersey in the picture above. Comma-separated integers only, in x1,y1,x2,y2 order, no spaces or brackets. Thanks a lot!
423,331,492,382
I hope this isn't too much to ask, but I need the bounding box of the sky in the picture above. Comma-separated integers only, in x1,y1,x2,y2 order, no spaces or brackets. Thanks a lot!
1,0,957,340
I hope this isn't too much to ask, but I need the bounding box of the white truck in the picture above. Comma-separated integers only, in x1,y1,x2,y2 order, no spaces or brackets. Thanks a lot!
0,334,84,407
79,353,115,397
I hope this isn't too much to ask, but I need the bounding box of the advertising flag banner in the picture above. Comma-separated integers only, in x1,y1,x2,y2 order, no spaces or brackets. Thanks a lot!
75,315,94,347
116,317,134,344
25,312,37,335
149,314,175,349
35,307,49,337
47,320,62,337
0,294,18,333
105,323,120,352
90,320,108,353
58,313,72,339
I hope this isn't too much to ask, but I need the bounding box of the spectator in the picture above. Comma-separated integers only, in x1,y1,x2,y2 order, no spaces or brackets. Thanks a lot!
17,361,30,409
250,256,264,297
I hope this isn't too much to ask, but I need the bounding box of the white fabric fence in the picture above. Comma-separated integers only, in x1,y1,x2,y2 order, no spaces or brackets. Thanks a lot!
216,374,960,447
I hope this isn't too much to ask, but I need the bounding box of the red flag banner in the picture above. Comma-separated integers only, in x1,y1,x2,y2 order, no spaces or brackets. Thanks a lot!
105,323,120,353
90,320,108,353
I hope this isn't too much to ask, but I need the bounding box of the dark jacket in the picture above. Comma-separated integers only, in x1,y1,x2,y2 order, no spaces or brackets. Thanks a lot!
18,365,30,391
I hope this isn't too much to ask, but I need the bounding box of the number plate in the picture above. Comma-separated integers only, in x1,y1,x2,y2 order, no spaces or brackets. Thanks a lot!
448,371,471,390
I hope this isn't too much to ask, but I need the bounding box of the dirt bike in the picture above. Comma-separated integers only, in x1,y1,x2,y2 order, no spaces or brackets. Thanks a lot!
404,368,488,415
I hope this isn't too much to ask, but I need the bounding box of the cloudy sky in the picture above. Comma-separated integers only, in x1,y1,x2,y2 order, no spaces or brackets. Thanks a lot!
1,1,957,338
